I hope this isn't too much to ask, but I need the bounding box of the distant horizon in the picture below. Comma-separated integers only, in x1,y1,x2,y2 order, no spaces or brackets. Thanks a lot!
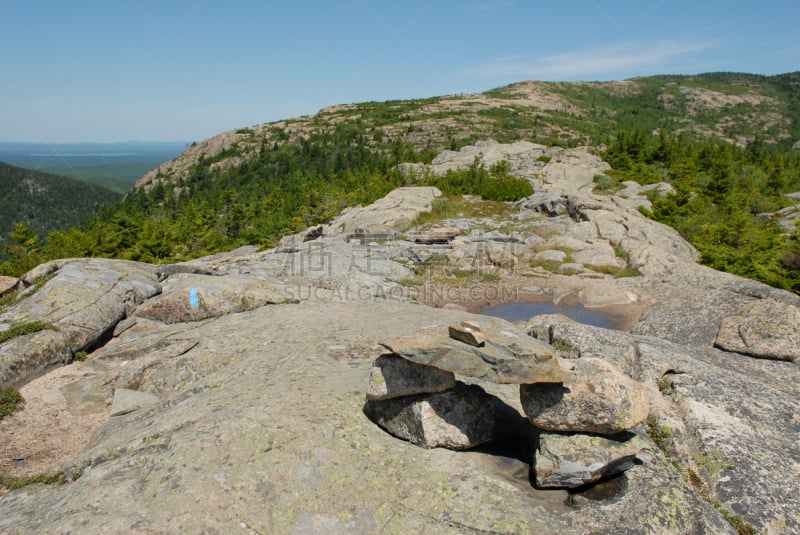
2,1,798,142
4,69,798,145
0,140,190,146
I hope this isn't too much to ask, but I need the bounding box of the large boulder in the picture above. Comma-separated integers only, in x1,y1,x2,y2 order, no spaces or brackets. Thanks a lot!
486,245,517,269
714,298,800,362
364,382,495,449
0,329,71,387
535,432,644,489
328,186,442,235
534,321,641,378
520,357,649,434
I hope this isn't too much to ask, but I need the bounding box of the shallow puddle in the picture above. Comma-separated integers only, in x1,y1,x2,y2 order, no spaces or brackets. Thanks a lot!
480,300,616,329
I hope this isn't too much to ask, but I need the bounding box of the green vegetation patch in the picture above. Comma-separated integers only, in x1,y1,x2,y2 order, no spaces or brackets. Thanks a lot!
0,471,74,491
418,157,533,202
604,129,800,293
410,195,518,230
0,321,58,344
592,174,623,193
530,258,562,273
0,385,24,420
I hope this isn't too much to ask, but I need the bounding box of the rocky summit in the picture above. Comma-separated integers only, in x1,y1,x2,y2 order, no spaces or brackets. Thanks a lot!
1,140,799,534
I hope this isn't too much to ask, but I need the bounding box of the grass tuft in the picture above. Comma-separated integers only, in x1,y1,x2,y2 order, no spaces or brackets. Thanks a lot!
0,385,24,420
0,321,58,344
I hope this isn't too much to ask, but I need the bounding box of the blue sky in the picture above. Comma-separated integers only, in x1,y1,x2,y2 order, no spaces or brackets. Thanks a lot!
1,0,797,143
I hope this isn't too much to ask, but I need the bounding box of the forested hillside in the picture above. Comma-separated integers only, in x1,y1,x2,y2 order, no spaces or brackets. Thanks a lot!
602,130,800,291
0,162,120,263
2,72,799,293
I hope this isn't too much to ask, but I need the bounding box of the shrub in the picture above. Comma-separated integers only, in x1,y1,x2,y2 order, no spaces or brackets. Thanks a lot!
592,174,622,192
420,156,533,201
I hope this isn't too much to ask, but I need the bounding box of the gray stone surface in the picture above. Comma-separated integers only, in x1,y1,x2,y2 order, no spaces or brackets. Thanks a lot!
487,244,517,268
364,382,495,449
570,241,620,268
714,298,800,361
329,186,442,235
366,353,456,401
0,303,598,534
109,388,160,417
556,262,583,275
535,432,644,488
533,250,567,263
539,322,640,377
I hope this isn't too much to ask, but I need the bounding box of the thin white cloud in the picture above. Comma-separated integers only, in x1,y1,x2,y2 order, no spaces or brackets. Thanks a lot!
460,40,714,80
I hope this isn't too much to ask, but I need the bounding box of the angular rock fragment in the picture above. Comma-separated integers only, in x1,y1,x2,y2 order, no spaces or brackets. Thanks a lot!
520,357,648,434
410,226,461,244
535,432,644,488
714,299,800,362
0,275,20,297
363,382,494,449
366,353,456,401
381,325,564,384
448,320,486,347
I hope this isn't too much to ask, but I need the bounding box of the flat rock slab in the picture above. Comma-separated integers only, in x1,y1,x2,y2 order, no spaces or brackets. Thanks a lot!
366,353,456,401
110,388,160,417
535,432,644,488
363,382,495,449
380,325,563,384
714,298,800,362
134,273,291,324
520,357,648,435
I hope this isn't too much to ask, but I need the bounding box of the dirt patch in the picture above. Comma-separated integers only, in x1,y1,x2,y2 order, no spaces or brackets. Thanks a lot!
0,362,108,498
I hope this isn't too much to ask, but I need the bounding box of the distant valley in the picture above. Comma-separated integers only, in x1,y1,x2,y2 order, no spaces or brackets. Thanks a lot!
0,141,187,193
0,162,121,255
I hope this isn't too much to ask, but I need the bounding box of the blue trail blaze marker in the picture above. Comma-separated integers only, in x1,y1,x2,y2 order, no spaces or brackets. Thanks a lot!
189,288,199,309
